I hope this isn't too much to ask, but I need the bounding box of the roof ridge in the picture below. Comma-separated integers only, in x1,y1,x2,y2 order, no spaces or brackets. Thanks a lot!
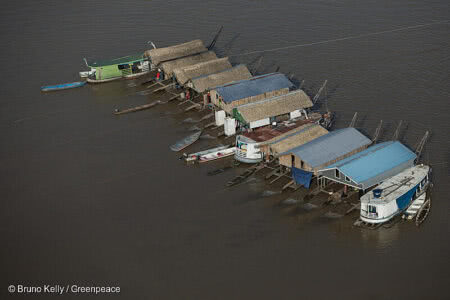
214,72,285,90
236,89,306,110
268,123,317,145
332,141,394,168
191,64,245,81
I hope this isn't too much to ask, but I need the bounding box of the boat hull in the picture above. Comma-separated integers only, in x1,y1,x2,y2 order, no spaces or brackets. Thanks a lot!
199,147,236,163
41,81,86,92
170,131,202,152
86,71,150,84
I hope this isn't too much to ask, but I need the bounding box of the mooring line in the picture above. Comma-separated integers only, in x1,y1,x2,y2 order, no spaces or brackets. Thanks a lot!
229,20,450,57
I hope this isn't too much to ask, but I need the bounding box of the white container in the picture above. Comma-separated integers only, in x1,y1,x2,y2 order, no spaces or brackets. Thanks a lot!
224,117,236,136
249,118,270,129
215,110,226,126
290,109,302,119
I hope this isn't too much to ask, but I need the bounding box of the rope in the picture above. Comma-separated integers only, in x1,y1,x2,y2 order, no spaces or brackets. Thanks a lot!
229,20,450,57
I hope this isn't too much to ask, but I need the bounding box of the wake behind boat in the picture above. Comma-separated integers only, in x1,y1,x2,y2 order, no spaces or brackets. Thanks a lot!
41,81,86,92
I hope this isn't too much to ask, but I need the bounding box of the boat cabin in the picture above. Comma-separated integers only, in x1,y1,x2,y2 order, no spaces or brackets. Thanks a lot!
83,54,149,82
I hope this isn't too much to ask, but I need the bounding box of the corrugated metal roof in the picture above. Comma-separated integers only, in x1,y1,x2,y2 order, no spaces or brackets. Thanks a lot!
322,141,417,186
280,128,371,168
214,73,294,103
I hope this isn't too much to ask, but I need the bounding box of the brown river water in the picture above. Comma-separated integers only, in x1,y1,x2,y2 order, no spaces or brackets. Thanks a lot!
1,1,449,299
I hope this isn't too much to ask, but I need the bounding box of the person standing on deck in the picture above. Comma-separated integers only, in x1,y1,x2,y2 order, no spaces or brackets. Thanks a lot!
185,89,191,100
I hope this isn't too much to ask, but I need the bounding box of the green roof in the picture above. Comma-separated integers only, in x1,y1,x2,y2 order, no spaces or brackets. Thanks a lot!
88,54,145,67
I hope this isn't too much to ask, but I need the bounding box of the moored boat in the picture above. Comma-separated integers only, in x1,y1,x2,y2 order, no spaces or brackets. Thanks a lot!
41,81,86,92
235,112,331,163
359,164,431,225
170,131,202,152
198,147,236,163
184,145,229,162
81,54,150,83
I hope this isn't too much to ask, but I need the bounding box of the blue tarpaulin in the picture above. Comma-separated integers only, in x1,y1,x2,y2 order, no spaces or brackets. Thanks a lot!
292,167,313,188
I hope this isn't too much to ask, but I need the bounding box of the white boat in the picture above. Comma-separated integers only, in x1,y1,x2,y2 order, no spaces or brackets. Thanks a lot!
359,164,431,224
184,145,229,162
198,147,236,163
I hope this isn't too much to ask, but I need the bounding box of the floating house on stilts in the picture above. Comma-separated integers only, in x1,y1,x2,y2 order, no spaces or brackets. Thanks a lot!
144,39,208,71
277,128,372,188
159,51,218,80
173,57,232,87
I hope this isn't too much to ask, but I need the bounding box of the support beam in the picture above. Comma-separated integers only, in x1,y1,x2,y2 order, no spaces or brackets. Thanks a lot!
299,80,305,89
415,130,430,162
253,56,263,75
208,26,223,50
372,120,383,143
392,120,403,140
313,80,328,104
349,112,358,128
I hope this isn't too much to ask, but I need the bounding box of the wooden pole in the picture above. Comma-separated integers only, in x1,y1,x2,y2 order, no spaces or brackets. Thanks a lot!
392,120,403,140
372,120,383,143
349,112,358,127
313,80,328,104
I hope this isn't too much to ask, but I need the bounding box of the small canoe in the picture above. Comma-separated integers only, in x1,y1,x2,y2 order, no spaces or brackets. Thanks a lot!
170,131,202,152
114,100,160,115
184,145,229,162
199,147,236,163
41,81,86,92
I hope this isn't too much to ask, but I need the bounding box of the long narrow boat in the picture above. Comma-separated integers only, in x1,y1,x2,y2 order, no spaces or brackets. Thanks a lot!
81,54,150,83
41,81,86,92
198,147,236,163
358,164,431,225
114,100,160,115
170,131,202,152
184,145,229,162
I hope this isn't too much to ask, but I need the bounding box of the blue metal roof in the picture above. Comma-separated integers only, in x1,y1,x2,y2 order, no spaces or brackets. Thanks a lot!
323,141,417,187
280,128,371,168
214,72,294,103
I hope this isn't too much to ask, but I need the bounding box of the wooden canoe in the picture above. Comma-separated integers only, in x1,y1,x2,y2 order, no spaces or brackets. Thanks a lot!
41,81,86,92
170,131,202,152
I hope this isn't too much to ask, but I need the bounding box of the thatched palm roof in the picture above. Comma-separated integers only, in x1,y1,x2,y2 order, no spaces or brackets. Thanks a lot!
144,40,207,66
235,90,313,123
173,58,232,85
190,65,252,93
160,51,217,77
266,124,329,155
